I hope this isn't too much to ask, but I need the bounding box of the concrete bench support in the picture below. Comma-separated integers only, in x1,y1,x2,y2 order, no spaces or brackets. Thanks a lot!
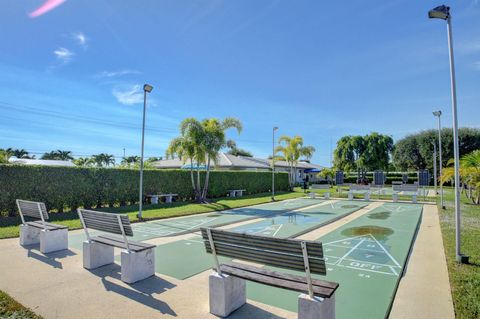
392,193,399,202
298,293,335,319
19,224,41,246
364,193,370,201
324,192,330,200
309,192,316,199
412,194,417,203
209,273,246,317
164,195,173,203
121,249,155,284
83,241,114,270
348,192,353,201
40,228,68,254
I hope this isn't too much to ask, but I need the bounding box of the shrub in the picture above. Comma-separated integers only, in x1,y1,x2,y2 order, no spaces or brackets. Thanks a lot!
0,165,289,216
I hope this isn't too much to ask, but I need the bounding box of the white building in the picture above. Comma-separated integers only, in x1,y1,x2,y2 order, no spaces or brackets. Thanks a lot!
152,153,324,183
8,158,75,167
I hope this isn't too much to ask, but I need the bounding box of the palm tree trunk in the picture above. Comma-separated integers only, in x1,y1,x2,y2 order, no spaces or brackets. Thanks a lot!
189,158,196,200
201,156,211,202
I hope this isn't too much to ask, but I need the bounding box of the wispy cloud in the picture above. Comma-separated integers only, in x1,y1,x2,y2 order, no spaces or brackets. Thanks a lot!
72,32,88,49
112,85,143,105
95,69,141,78
53,47,74,63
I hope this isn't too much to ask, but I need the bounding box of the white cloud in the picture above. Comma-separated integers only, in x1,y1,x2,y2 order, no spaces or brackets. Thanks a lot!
53,47,74,62
112,85,144,105
95,69,141,78
72,32,88,48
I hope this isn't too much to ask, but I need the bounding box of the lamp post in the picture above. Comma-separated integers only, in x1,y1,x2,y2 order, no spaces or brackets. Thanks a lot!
429,5,467,263
433,110,444,208
432,140,437,195
272,126,278,200
138,84,153,219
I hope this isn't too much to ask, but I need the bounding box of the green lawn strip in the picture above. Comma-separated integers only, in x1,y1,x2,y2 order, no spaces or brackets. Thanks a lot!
438,187,480,319
0,290,43,319
0,191,304,239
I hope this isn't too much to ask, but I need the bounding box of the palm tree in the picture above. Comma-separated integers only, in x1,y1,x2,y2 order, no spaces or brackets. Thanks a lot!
121,156,140,165
11,149,34,159
275,135,315,188
73,157,93,167
41,150,73,161
91,153,115,167
441,150,480,204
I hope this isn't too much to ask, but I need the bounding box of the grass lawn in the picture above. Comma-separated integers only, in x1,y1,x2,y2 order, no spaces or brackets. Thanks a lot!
0,191,305,239
438,187,480,318
0,290,42,319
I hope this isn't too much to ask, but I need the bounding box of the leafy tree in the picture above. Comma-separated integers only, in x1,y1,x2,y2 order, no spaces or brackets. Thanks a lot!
91,153,115,167
73,157,93,167
275,135,315,188
146,156,162,162
41,150,74,161
0,150,11,164
393,128,480,171
121,156,140,165
226,140,253,157
441,150,480,204
317,167,335,184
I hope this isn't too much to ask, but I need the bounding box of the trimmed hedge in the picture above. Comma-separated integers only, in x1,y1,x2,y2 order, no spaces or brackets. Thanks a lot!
0,165,289,215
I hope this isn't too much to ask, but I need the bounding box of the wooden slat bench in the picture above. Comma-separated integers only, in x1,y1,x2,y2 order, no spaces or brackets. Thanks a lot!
147,193,179,204
78,209,156,283
309,184,331,199
201,228,338,319
16,199,68,253
227,189,246,197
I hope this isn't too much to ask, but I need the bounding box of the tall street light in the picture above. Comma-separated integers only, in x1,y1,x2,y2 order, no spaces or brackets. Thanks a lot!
272,126,279,200
138,84,153,219
433,110,444,208
432,140,437,196
429,5,468,263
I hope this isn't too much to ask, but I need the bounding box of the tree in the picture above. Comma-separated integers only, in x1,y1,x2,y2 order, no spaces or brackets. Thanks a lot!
226,140,253,157
91,153,115,167
166,117,242,202
41,150,73,161
146,157,162,162
0,150,11,164
393,128,480,171
317,168,335,184
275,135,315,188
73,157,93,167
121,156,140,165
333,133,393,171
441,150,480,204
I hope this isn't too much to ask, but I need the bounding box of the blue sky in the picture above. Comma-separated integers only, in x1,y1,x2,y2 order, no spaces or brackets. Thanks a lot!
0,0,479,166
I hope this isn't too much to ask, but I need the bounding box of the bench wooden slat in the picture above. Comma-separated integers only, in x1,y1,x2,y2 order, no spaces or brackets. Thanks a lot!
26,221,67,230
201,228,323,256
219,263,335,298
78,209,133,236
17,200,49,220
205,242,326,274
91,235,155,252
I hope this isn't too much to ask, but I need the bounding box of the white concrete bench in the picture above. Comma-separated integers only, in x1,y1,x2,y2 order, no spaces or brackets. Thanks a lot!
77,209,156,283
392,184,419,203
309,184,331,199
16,199,68,254
201,228,338,319
348,185,371,201
147,193,178,204
227,189,246,197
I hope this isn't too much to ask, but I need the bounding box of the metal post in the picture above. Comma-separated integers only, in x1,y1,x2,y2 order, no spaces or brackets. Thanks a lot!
301,241,314,299
138,90,147,219
272,127,278,201
433,141,437,195
446,16,467,263
207,228,222,275
437,114,444,208
117,215,130,252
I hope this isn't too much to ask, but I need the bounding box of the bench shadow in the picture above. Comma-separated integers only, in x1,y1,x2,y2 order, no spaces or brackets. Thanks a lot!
227,303,287,319
25,246,76,269
89,264,177,316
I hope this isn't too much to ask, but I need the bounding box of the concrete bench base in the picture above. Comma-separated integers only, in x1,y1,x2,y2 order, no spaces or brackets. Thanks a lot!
309,192,316,199
393,193,399,202
20,225,68,254
348,192,353,201
83,241,115,270
324,193,330,200
298,293,335,319
364,193,370,201
19,224,41,246
121,249,155,284
412,194,417,203
40,228,68,254
209,273,246,317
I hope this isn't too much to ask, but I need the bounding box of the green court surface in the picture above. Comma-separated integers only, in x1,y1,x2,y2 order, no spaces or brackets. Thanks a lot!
231,200,369,238
68,197,321,251
245,202,423,319
152,200,367,280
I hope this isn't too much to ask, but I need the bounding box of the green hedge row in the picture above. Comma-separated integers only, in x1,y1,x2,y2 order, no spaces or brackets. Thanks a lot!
0,165,289,215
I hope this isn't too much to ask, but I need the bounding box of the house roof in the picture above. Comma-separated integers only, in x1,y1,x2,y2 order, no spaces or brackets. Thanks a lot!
152,153,324,170
8,158,75,167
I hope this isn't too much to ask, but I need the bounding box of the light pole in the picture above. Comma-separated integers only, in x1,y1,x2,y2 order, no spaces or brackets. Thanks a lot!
433,110,444,208
272,126,278,200
432,140,437,195
429,5,468,263
138,84,153,219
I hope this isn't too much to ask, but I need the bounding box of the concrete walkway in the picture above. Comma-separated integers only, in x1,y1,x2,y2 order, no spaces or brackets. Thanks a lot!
0,201,454,319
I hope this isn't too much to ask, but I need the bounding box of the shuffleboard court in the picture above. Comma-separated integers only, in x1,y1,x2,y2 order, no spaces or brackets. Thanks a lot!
151,200,367,280
230,200,369,238
68,197,321,251
245,202,423,319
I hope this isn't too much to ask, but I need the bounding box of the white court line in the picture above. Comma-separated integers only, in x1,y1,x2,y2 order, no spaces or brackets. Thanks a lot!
369,234,401,267
272,224,284,237
335,238,366,265
343,265,396,276
325,244,384,253
341,257,402,269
